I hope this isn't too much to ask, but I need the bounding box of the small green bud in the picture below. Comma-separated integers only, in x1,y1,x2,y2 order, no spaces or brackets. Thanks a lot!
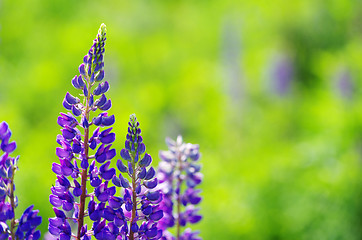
98,23,107,37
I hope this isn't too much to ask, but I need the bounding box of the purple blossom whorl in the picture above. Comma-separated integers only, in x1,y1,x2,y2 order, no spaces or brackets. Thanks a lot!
0,122,42,240
49,23,120,240
157,136,202,240
111,114,164,240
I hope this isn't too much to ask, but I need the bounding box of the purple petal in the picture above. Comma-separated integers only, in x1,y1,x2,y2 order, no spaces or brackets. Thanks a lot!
49,217,64,227
61,128,75,140
112,176,121,187
102,115,115,126
101,169,115,181
141,205,152,215
82,117,89,129
56,148,71,159
79,63,86,76
99,99,111,111
81,158,89,169
72,105,82,117
62,201,73,211
72,140,82,154
52,163,62,175
108,196,123,209
93,115,102,126
116,159,127,173
145,167,155,180
149,210,163,221
93,84,102,95
0,122,9,138
49,195,62,207
189,215,202,224
101,81,109,94
73,187,82,197
144,178,158,189
97,192,109,202
120,149,131,161
90,72,95,83
77,76,85,88
72,75,81,89
62,99,72,110
96,70,104,81
120,176,130,188
53,208,66,219
89,94,94,107
96,152,107,163
137,143,145,155
103,207,115,221
97,94,107,107
91,177,101,187
131,222,139,233
48,224,61,236
146,227,158,238
138,167,146,179
146,191,160,201
65,92,79,105
2,141,16,153
61,165,73,176
100,133,115,144
83,85,88,98
140,154,152,167
106,149,116,160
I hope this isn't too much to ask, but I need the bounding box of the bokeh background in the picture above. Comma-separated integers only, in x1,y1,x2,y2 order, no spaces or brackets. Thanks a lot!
1,0,362,239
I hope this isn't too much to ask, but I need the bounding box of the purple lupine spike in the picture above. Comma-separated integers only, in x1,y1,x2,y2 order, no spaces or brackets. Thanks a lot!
0,122,42,239
157,136,202,240
114,114,163,240
49,23,120,240
271,55,293,96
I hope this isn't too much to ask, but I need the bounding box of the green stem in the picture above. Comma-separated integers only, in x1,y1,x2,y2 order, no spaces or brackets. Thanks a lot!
9,166,16,240
176,152,182,240
76,84,91,240
129,159,137,240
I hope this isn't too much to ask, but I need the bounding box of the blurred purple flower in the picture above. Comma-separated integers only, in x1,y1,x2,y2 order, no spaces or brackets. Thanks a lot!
271,55,294,96
336,68,354,99
157,136,202,240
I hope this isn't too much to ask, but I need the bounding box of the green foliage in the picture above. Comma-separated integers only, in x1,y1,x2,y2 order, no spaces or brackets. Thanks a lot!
1,0,362,239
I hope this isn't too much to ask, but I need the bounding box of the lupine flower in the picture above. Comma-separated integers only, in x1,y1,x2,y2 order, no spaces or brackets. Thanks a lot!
271,55,293,96
112,114,164,240
335,68,354,99
157,136,202,240
0,122,42,240
49,23,119,240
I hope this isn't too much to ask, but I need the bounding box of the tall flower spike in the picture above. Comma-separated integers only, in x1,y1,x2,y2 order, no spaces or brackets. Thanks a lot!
50,23,118,240
0,122,42,240
157,136,202,240
111,114,164,239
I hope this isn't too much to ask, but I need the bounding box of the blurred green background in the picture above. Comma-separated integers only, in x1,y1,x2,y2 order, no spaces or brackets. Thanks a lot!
1,0,362,239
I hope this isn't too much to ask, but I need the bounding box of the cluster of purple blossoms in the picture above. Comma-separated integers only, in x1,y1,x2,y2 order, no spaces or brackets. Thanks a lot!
111,114,163,240
0,122,42,240
0,22,205,240
47,23,202,239
157,136,202,240
48,23,120,240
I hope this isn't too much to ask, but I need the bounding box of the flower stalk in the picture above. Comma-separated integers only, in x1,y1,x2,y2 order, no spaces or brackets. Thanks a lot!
157,136,203,240
77,84,91,239
49,23,120,240
9,165,16,240
0,122,42,240
112,114,164,239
